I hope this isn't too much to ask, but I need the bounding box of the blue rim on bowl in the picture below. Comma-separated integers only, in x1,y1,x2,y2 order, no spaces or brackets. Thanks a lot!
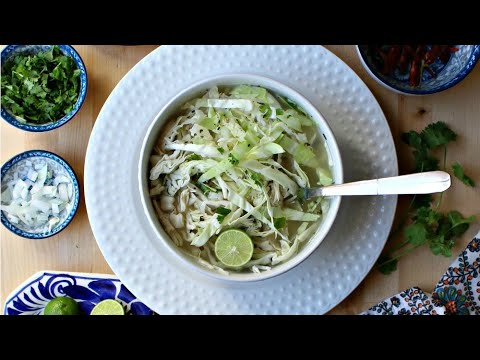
356,45,480,95
1,150,80,239
0,45,88,132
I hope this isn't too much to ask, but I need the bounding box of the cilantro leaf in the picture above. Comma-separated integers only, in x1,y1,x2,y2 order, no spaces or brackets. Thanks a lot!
420,121,457,149
424,211,474,257
273,217,286,229
446,211,475,238
452,162,475,187
414,206,441,226
402,131,424,151
447,210,475,227
377,254,398,275
412,149,439,172
215,207,231,216
215,207,231,223
429,235,454,257
405,223,428,246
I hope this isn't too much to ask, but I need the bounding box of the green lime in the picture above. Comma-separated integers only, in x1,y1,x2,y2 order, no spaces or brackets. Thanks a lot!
90,299,125,315
214,229,254,267
44,297,81,315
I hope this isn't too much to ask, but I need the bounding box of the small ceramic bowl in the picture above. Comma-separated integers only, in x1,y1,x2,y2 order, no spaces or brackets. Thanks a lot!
1,45,88,131
356,45,480,95
138,73,344,283
1,150,80,239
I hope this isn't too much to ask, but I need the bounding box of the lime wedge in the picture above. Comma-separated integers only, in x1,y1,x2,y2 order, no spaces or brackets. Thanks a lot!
214,229,254,267
90,299,125,315
44,297,81,315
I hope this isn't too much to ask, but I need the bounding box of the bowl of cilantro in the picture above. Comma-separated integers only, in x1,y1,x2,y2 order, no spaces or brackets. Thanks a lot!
1,45,87,132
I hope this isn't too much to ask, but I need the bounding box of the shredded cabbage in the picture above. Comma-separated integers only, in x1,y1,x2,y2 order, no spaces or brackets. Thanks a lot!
148,85,333,274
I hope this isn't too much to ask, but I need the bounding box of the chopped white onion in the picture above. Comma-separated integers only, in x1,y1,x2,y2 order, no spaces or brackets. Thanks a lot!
1,161,74,232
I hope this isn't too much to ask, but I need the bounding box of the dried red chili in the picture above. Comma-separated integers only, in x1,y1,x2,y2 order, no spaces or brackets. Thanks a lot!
368,45,459,87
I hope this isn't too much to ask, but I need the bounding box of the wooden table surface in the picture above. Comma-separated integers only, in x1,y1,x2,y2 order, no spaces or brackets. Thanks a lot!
1,45,479,314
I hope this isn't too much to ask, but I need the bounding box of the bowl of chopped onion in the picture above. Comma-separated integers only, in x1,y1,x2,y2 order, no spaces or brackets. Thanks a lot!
139,73,343,282
1,150,80,239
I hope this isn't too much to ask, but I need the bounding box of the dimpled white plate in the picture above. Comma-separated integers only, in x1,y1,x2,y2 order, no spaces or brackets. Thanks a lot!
85,45,398,314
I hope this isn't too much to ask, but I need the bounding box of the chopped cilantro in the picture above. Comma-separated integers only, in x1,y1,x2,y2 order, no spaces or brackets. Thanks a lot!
187,154,202,161
228,153,239,165
1,46,81,124
259,103,272,118
215,207,231,223
250,172,262,186
196,182,217,195
273,217,286,229
215,207,231,216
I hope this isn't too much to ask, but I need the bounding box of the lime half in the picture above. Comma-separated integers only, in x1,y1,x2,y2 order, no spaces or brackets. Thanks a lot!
44,297,81,315
90,299,125,315
215,229,254,267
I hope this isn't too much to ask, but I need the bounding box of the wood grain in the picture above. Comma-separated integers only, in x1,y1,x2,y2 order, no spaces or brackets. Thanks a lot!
1,45,479,314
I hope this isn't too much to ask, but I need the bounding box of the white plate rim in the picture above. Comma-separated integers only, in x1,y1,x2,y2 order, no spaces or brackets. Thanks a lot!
85,45,398,314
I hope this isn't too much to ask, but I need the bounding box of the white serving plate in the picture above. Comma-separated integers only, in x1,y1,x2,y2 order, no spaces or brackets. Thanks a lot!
85,45,398,314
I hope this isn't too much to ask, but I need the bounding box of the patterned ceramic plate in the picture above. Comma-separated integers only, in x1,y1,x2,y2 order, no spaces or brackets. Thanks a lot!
4,271,155,315
85,45,398,314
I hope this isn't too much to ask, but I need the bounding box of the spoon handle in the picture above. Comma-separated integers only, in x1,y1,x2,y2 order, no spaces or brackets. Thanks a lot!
307,171,451,197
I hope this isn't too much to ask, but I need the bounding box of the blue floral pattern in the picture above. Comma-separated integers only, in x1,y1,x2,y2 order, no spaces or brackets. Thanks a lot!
4,272,155,315
433,236,480,315
467,238,479,253
364,287,439,315
432,286,469,315
363,230,480,315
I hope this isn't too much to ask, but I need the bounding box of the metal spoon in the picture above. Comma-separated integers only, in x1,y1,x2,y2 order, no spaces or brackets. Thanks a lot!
302,171,451,199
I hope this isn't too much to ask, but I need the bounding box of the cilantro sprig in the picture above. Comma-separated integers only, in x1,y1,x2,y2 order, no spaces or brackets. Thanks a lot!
1,46,81,124
452,162,475,187
377,121,476,275
401,121,456,172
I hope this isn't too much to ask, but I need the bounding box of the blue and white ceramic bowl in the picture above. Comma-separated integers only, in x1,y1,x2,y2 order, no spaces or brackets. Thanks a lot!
1,150,80,239
4,271,155,315
1,45,88,131
356,45,480,95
